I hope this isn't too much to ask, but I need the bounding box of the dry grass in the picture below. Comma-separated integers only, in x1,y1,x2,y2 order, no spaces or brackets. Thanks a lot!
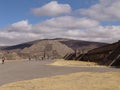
0,72,120,90
50,59,100,67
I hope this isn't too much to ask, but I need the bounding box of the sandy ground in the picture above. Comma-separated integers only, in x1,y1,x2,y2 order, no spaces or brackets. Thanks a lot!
0,59,120,90
0,72,120,90
0,59,27,63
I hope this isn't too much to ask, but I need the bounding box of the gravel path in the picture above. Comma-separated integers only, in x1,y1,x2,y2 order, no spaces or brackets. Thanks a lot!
0,60,120,86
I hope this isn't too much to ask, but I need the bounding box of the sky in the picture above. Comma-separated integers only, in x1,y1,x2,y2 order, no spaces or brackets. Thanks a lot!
0,0,120,45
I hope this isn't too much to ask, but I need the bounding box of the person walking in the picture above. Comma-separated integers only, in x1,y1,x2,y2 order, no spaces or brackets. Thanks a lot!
28,56,31,61
2,56,6,64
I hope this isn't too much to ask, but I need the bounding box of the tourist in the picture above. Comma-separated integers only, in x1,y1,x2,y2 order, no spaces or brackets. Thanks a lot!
2,56,6,64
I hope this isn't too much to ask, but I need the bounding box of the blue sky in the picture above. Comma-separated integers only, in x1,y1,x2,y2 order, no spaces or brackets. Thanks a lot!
0,0,99,28
0,0,120,45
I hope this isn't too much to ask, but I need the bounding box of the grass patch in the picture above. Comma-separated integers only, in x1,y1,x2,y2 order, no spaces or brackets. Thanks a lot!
0,72,120,90
50,59,99,67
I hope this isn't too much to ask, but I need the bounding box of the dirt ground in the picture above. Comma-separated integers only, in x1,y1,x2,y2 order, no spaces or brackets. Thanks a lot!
0,59,119,90
0,72,120,90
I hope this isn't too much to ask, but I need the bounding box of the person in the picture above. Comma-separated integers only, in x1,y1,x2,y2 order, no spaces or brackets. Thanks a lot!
28,56,31,61
2,56,6,64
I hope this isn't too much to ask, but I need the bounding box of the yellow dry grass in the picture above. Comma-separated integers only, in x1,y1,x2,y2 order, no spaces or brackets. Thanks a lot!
0,72,120,90
50,59,100,67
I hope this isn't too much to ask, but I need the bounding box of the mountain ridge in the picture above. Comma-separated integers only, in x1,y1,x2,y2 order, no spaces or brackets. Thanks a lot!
0,38,107,60
0,38,107,50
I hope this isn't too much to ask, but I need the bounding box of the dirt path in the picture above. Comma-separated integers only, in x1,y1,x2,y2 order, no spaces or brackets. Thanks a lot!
0,60,119,86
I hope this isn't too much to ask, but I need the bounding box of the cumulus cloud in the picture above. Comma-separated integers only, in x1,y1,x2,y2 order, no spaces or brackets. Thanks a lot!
37,16,99,28
32,1,72,16
0,16,120,46
3,20,32,33
0,20,40,45
79,0,120,21
11,20,32,30
32,16,99,34
0,0,120,46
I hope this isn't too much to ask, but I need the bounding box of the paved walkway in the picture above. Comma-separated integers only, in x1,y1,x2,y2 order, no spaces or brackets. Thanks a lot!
0,60,120,86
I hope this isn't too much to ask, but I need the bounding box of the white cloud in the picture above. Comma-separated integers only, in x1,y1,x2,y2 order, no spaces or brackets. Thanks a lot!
1,0,120,46
79,0,120,21
0,20,39,45
0,16,120,46
32,16,99,35
3,20,32,33
11,20,32,30
32,1,72,16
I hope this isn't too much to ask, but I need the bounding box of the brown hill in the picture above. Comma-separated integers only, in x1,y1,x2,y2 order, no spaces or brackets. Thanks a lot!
0,38,107,60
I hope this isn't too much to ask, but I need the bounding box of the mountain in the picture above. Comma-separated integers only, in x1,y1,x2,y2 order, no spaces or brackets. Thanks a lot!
0,38,107,60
